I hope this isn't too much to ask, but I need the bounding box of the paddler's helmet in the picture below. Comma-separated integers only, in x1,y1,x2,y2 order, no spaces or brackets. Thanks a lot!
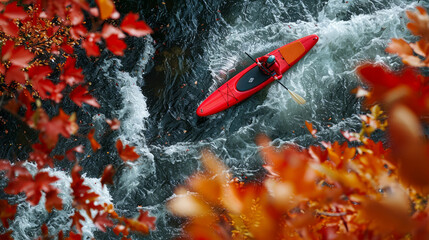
267,55,275,64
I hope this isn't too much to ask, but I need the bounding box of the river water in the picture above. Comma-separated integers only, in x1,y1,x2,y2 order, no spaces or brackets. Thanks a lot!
4,0,428,239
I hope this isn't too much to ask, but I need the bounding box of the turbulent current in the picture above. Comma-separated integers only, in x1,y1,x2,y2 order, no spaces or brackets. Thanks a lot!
3,0,429,239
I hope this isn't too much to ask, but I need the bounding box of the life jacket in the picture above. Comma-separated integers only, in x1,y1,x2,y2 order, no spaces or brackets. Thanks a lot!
261,62,276,76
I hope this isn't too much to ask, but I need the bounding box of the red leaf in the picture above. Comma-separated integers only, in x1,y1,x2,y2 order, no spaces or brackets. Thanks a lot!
61,41,75,55
122,210,156,234
18,89,34,109
28,65,52,82
3,99,21,115
70,165,102,214
120,13,153,37
93,212,114,232
308,145,328,163
101,164,115,186
113,224,129,236
0,231,13,240
60,58,84,86
3,2,27,19
70,85,100,108
101,24,126,39
66,145,84,161
41,224,49,237
305,120,317,138
9,46,35,68
0,63,5,75
67,231,82,240
0,160,31,180
0,200,17,229
38,109,79,149
89,7,99,17
58,230,64,240
1,40,14,61
82,33,101,57
106,118,120,130
88,128,101,152
106,34,127,56
341,131,361,142
116,139,140,162
0,15,19,37
4,171,60,207
68,4,84,25
45,188,63,212
2,40,35,67
70,24,88,40
37,79,66,103
5,65,28,85
71,211,85,235
29,143,54,169
137,210,156,231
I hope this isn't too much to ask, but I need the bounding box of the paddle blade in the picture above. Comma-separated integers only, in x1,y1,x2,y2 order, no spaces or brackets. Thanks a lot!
288,90,306,105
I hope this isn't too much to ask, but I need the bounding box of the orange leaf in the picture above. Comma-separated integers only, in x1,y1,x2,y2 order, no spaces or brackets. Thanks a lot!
120,13,153,37
406,7,429,40
122,210,156,234
95,0,115,20
116,139,140,162
88,128,101,152
113,224,129,236
305,120,317,137
409,39,429,57
389,105,429,192
386,38,413,57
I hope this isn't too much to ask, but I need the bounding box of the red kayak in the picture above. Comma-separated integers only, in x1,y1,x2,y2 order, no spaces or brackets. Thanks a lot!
196,34,319,117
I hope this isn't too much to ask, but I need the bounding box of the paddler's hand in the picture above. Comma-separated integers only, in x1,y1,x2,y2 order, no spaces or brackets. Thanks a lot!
274,76,278,80
257,61,261,67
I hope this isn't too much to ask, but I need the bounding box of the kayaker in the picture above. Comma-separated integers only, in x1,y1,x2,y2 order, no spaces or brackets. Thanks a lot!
256,55,283,80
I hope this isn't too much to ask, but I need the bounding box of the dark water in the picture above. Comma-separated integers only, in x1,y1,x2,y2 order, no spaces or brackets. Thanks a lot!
2,0,428,239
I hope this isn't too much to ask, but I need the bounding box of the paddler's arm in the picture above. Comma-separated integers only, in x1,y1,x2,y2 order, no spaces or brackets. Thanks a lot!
256,55,268,66
274,74,282,80
273,62,282,80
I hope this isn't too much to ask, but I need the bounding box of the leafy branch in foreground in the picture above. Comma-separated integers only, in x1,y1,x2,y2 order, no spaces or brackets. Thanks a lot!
168,6,429,240
0,0,155,238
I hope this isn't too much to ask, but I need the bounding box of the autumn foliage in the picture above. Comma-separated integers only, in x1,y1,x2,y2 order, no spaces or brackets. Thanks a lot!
0,0,154,238
167,6,429,240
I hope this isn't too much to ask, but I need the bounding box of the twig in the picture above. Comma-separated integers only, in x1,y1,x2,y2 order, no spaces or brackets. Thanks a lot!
315,211,347,217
